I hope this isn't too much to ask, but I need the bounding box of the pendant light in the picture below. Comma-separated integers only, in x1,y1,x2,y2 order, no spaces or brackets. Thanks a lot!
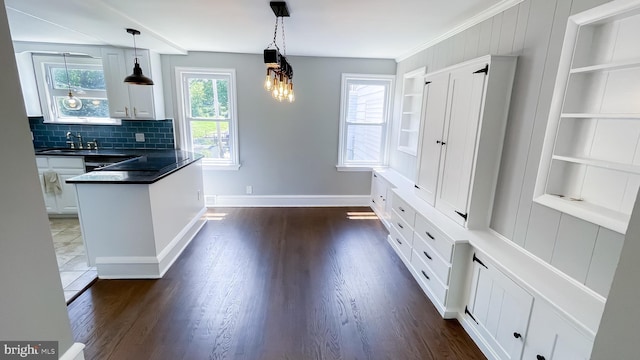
124,28,154,85
263,1,295,103
61,53,82,111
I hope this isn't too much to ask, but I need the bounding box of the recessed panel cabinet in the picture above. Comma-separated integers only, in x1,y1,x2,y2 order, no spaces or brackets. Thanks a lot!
465,253,533,360
535,0,640,234
36,156,85,215
414,55,517,228
101,47,165,120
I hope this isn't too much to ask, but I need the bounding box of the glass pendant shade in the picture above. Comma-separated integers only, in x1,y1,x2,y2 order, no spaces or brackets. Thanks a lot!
63,91,82,111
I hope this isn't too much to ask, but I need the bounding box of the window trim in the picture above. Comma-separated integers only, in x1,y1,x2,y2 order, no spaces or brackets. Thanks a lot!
32,54,119,125
338,73,395,170
175,67,240,170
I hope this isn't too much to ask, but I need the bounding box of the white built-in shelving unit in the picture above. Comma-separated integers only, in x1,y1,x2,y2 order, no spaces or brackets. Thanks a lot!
535,1,640,234
397,67,426,155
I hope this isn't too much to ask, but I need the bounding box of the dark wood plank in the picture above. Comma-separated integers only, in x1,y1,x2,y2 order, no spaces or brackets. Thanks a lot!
68,207,485,360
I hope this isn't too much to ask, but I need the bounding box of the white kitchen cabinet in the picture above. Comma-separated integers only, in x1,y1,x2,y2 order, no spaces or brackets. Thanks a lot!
386,189,472,319
414,55,517,228
465,253,533,360
370,171,392,229
522,300,593,360
415,71,450,205
101,47,165,120
36,156,85,215
534,0,640,234
397,67,426,155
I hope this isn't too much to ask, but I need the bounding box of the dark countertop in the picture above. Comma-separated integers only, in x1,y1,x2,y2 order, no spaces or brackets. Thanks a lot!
35,148,203,184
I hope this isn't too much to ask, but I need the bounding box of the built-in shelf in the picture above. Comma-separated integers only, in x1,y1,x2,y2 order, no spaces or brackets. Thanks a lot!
561,113,640,119
398,66,426,155
534,194,629,234
535,2,640,234
570,59,640,74
552,155,640,174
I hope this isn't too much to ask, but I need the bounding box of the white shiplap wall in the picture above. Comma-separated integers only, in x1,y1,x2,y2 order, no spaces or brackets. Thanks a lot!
389,0,622,297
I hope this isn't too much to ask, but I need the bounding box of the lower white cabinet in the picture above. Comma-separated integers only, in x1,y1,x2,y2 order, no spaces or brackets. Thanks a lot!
465,253,533,360
522,300,593,360
36,156,85,215
370,172,392,229
387,191,471,318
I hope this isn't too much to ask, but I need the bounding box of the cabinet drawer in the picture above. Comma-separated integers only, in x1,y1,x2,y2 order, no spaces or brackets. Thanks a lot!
391,194,416,226
411,252,448,305
49,157,84,169
391,210,414,245
35,156,49,168
389,222,412,261
412,235,452,284
414,214,454,261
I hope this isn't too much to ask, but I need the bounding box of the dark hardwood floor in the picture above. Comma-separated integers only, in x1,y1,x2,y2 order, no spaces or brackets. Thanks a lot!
68,207,485,360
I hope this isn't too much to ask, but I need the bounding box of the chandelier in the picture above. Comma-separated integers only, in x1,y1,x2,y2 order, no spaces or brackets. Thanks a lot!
263,1,295,103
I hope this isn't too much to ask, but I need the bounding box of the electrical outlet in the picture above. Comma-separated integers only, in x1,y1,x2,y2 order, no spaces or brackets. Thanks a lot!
135,133,145,142
246,185,253,195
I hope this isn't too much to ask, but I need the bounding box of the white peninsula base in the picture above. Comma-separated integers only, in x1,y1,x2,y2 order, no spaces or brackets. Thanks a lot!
74,160,206,279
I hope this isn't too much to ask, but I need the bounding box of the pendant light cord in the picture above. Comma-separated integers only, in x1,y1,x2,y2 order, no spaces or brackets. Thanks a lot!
62,53,72,94
281,17,286,56
267,17,281,51
132,33,139,64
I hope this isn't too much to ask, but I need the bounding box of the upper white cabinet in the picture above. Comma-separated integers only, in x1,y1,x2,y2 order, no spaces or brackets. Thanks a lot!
414,55,517,228
397,67,426,155
101,47,165,120
535,0,640,234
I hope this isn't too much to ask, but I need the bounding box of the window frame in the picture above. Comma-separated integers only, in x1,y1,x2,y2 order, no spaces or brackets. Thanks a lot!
175,67,240,170
337,73,395,171
32,54,119,125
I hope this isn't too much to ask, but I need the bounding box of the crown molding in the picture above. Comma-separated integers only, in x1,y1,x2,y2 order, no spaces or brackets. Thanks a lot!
396,0,525,62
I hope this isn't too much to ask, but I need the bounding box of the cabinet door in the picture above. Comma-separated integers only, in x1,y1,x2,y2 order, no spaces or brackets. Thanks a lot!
38,171,57,213
125,50,155,120
415,71,450,205
522,301,593,360
101,48,131,119
57,172,83,214
436,63,488,225
467,255,533,360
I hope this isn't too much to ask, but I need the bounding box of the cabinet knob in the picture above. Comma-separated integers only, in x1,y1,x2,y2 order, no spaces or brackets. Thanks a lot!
425,231,435,240
396,238,402,245
513,332,522,339
423,251,432,260
536,356,545,360
134,107,138,117
125,107,129,117
397,223,404,229
398,206,405,212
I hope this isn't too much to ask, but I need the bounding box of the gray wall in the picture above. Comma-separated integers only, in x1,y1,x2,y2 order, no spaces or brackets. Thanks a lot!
162,52,396,197
390,0,621,296
0,0,75,353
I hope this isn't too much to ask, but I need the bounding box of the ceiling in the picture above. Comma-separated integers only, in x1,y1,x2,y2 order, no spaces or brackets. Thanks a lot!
5,0,515,60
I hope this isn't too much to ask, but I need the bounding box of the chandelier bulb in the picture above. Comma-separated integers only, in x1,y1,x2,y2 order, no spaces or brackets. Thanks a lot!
264,75,273,91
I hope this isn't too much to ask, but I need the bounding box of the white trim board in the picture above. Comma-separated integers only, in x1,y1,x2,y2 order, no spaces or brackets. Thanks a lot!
396,0,525,62
206,195,370,207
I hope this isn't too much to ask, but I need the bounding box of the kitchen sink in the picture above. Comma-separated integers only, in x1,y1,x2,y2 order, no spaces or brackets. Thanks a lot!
38,149,80,154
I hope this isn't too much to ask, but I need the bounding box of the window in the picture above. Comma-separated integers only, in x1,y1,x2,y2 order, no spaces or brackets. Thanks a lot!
177,68,239,169
338,74,394,170
32,55,117,125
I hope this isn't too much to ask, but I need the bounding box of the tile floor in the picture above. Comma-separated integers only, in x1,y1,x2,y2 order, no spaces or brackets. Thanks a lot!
49,218,97,303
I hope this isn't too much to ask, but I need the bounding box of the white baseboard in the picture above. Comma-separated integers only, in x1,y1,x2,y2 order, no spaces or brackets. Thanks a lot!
95,208,207,279
206,195,370,207
59,343,85,360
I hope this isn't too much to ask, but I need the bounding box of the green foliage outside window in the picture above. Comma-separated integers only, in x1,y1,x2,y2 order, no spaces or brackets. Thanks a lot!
188,78,229,119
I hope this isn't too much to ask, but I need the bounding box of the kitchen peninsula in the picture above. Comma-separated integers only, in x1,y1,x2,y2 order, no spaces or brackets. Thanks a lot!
66,150,206,279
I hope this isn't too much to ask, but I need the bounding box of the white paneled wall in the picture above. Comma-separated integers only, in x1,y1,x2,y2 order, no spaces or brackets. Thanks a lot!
390,0,621,297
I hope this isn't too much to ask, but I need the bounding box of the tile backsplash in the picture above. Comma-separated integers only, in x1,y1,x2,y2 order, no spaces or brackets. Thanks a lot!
29,117,175,149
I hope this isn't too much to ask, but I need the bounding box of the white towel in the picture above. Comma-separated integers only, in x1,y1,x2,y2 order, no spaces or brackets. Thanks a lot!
43,170,62,195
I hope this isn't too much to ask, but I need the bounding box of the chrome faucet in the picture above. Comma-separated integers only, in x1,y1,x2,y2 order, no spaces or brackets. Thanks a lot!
86,139,99,150
66,132,83,149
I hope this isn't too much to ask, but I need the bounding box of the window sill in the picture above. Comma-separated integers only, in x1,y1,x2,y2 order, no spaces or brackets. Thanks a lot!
336,165,387,172
44,119,122,126
203,163,241,171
